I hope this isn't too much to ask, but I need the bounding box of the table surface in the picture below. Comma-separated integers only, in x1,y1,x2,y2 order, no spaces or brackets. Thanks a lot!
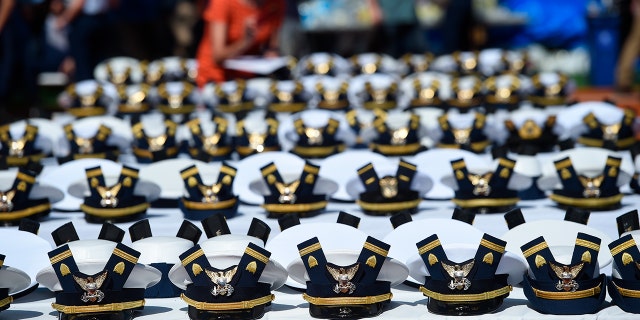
4,189,639,319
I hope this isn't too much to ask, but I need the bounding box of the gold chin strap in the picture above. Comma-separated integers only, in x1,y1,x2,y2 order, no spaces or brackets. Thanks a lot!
181,293,274,311
302,293,392,306
531,283,601,300
420,285,511,302
52,300,145,314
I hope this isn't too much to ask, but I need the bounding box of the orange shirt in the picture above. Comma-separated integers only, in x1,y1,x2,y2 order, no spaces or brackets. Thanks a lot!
196,0,285,86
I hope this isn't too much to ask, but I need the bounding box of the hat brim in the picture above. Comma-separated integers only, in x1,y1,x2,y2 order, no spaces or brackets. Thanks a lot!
39,159,122,211
93,56,144,83
68,176,160,203
37,262,161,291
287,250,409,287
278,109,354,151
405,243,527,286
249,175,338,198
537,148,633,190
0,229,52,295
321,151,392,201
70,116,133,150
347,74,400,108
409,149,491,199
266,222,368,289
399,72,450,109
0,266,31,294
233,152,306,205
168,235,288,291
36,239,162,291
344,166,433,201
0,169,64,204
130,236,194,265
501,220,613,270
6,118,64,157
223,57,291,75
555,101,623,137
138,158,220,199
383,218,484,285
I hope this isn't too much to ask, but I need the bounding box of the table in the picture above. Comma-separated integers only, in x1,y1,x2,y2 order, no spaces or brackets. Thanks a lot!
4,190,638,319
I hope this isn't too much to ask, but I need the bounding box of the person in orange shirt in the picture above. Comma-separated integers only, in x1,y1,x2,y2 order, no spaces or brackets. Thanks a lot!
196,0,285,86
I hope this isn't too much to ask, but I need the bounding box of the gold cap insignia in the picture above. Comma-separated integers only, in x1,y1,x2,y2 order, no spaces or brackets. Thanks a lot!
97,183,122,208
205,267,237,296
114,261,125,275
308,256,318,268
60,263,71,277
428,253,438,266
469,173,492,196
442,260,474,290
192,263,203,276
246,261,257,274
581,251,591,264
305,174,315,185
483,252,494,265
366,255,377,268
535,254,546,268
0,190,15,212
327,263,359,294
123,177,132,188
276,180,300,204
379,176,398,198
550,262,584,292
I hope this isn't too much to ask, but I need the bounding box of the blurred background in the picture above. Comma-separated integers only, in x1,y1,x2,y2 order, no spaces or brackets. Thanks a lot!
0,0,638,121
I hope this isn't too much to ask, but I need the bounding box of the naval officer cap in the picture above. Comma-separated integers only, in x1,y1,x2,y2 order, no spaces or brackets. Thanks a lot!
170,215,285,320
37,222,161,320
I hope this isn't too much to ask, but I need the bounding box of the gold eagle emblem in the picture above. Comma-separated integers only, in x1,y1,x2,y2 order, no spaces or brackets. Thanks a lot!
578,174,604,198
518,120,542,140
205,267,237,296
147,135,167,152
451,128,472,145
202,133,221,152
275,180,300,204
578,175,604,198
550,262,584,292
305,127,323,145
390,127,409,146
442,260,475,290
0,189,15,212
73,271,108,303
379,176,398,198
97,183,122,208
75,137,95,154
602,123,621,142
248,132,266,152
198,183,222,203
327,263,359,294
9,137,27,157
469,172,493,196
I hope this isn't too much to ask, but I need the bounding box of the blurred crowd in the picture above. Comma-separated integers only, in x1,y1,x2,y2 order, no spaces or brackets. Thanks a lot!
0,0,638,119
0,0,206,102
